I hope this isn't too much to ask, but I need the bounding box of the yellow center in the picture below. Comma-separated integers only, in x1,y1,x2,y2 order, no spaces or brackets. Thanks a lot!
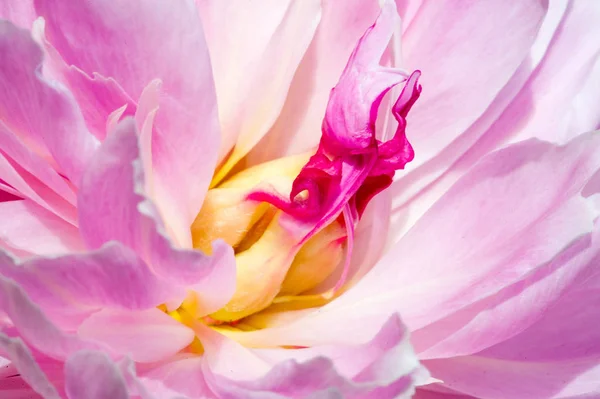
164,153,348,349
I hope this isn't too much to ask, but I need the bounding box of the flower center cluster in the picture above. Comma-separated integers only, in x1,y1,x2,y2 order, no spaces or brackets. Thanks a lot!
184,70,421,328
168,6,422,334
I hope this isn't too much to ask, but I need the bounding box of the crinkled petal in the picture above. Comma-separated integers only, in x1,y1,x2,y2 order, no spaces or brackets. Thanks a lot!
31,20,136,141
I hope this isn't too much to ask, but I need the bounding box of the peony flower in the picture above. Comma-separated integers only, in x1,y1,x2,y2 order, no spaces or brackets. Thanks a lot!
0,1,599,398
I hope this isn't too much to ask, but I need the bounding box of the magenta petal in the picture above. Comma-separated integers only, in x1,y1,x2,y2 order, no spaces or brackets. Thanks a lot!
341,133,600,335
0,21,98,184
65,351,128,399
78,118,236,313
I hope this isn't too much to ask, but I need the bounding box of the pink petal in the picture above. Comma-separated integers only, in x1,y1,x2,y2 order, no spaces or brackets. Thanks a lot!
423,353,600,399
78,309,194,363
134,79,161,201
36,0,222,245
0,333,59,398
413,225,600,359
31,21,136,141
376,134,600,330
64,351,128,399
0,200,83,256
395,0,423,33
141,357,212,398
0,151,77,225
77,118,236,314
401,0,547,169
421,247,600,398
414,388,475,399
117,356,192,399
0,243,180,313
389,1,600,243
170,314,419,399
247,2,420,250
197,0,321,173
246,0,383,164
0,1,35,29
0,274,106,360
0,122,75,205
258,133,600,352
0,21,98,184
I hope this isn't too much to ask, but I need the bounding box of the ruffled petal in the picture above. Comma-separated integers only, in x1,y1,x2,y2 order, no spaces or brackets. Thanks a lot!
77,118,236,314
0,274,106,361
36,0,222,246
0,243,180,314
165,313,420,399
